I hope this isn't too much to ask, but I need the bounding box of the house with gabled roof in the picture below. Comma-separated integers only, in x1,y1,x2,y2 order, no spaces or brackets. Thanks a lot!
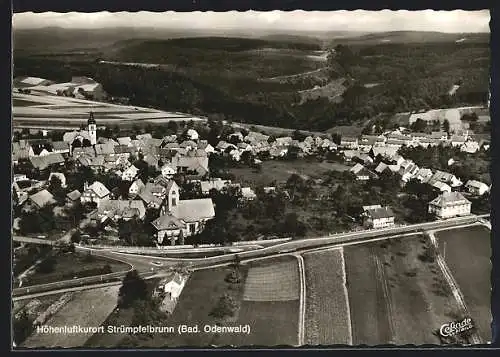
91,199,146,224
428,191,471,219
95,142,115,156
66,189,81,205
129,178,146,198
29,153,65,172
139,182,168,211
80,181,110,207
200,178,231,195
431,181,452,193
460,141,480,154
429,170,462,188
51,141,70,155
121,165,140,182
24,189,56,211
350,163,377,181
117,137,133,147
340,136,359,149
416,168,433,183
363,206,395,229
465,180,490,196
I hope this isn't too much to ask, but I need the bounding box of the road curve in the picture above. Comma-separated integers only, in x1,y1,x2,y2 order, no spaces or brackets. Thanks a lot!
13,219,484,299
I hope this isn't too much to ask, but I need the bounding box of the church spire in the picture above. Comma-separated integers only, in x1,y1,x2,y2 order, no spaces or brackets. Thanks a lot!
88,111,96,125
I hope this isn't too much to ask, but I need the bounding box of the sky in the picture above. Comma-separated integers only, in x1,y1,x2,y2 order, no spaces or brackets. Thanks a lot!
13,10,490,33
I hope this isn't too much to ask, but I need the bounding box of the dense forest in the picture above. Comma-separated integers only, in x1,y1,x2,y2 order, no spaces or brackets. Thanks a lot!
14,37,490,131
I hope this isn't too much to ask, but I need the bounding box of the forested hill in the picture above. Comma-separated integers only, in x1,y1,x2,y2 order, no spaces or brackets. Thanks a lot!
14,34,490,132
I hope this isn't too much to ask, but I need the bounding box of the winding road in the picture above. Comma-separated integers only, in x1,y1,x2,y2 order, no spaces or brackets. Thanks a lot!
13,215,488,301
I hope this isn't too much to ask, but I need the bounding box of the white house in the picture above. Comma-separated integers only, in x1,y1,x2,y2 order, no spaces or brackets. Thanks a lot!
432,181,452,193
13,174,28,182
121,165,140,181
186,129,199,141
129,179,146,197
161,273,186,302
428,191,471,219
465,180,490,196
340,137,359,149
241,187,257,200
429,170,463,188
416,168,433,183
363,206,395,229
161,164,177,178
80,181,110,207
460,141,480,154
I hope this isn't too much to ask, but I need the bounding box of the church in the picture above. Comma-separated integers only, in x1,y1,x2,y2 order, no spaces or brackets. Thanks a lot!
62,112,98,154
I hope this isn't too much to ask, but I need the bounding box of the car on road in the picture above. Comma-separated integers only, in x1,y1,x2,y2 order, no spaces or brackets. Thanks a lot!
150,261,163,267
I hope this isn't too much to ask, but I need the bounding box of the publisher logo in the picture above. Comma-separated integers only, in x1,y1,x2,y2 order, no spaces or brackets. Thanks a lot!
439,318,474,338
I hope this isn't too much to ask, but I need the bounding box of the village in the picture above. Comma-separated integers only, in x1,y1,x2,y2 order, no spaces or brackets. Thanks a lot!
12,104,491,247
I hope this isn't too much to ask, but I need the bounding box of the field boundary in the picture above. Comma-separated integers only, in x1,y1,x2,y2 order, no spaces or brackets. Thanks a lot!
372,249,396,343
338,247,353,345
295,254,306,346
428,230,483,344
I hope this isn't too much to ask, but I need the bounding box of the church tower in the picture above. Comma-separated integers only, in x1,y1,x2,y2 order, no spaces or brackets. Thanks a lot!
87,111,97,146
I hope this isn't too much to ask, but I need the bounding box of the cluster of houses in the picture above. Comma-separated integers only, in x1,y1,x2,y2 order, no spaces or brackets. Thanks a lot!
12,113,271,245
341,130,490,225
215,130,338,161
12,111,490,243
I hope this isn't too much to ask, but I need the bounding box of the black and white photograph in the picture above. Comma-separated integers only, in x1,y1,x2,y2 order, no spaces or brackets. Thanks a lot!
11,8,493,348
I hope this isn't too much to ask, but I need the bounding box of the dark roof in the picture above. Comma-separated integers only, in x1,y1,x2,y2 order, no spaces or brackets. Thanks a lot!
152,213,186,230
366,207,394,220
29,153,65,170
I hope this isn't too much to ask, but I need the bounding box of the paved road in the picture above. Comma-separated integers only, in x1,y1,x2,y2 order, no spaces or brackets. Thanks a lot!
13,216,486,298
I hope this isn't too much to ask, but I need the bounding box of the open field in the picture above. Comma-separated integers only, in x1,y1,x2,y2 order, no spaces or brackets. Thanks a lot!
435,225,492,342
23,251,131,286
344,234,464,345
223,256,300,346
243,259,300,301
133,267,248,348
229,159,349,186
12,92,204,128
95,256,300,347
303,248,351,345
22,286,120,348
84,279,161,348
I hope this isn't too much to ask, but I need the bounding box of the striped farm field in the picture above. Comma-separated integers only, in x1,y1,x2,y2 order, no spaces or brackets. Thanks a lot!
243,259,300,301
344,235,465,345
12,92,205,128
303,248,352,345
221,256,300,346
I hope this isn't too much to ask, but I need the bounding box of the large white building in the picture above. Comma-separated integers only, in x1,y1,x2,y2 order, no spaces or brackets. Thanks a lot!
363,206,395,229
428,192,471,219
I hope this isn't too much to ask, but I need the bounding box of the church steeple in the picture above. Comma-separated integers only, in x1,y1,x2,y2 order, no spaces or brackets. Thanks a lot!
87,111,97,145
88,111,96,125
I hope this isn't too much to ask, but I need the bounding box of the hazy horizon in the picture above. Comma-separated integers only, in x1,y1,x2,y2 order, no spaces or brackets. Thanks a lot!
13,10,490,33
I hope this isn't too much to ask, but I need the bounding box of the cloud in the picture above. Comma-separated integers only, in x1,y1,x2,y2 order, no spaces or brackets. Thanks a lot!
13,10,490,33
